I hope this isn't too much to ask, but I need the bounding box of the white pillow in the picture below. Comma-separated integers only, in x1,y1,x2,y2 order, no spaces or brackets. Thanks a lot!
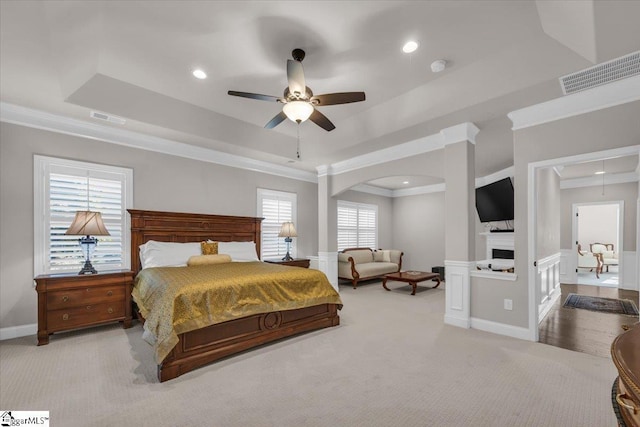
382,250,391,262
217,241,259,262
139,241,201,269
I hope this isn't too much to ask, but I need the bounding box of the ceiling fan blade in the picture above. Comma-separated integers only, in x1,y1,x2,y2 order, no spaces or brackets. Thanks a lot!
264,111,287,129
309,109,336,132
286,59,306,97
311,92,366,106
228,91,281,102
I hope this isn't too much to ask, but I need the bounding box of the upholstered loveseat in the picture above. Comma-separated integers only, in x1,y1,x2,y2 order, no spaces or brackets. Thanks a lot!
338,248,403,289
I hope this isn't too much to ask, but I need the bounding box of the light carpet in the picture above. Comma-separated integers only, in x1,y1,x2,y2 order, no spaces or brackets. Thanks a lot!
0,280,618,426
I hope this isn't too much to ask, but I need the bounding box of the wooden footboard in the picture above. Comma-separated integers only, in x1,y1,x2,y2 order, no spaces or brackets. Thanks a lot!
159,304,340,382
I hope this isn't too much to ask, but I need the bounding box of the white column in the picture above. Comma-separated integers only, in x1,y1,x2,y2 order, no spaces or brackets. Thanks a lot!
317,166,338,291
442,123,479,328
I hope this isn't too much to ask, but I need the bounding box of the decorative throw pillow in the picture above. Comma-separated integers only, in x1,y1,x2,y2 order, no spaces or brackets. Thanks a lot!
187,254,232,266
373,251,384,262
382,250,391,262
201,241,218,255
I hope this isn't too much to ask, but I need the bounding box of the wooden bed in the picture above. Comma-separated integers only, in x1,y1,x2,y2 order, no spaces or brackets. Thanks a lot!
128,209,340,382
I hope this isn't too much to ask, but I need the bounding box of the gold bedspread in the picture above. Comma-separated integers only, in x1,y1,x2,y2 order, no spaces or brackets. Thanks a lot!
132,262,342,363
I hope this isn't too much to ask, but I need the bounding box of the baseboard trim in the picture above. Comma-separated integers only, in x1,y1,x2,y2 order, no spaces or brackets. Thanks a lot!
0,323,37,341
470,317,531,341
444,315,471,329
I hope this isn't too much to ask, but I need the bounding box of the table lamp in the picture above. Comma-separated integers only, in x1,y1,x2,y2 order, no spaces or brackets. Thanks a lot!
65,210,110,274
278,222,297,261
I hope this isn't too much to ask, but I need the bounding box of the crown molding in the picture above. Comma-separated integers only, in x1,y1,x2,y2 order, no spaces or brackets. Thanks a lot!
0,102,318,183
392,183,446,197
560,171,639,189
329,132,444,175
328,122,478,176
350,184,394,197
440,122,480,146
475,166,513,188
508,75,640,131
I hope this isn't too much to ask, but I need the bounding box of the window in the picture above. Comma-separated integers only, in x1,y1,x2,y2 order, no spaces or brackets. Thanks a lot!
337,201,377,251
257,189,297,260
34,156,133,275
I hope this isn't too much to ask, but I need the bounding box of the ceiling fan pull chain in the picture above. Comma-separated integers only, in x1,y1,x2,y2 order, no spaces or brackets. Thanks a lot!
297,125,301,159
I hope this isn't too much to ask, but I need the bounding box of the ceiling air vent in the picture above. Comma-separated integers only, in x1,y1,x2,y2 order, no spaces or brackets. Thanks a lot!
90,111,126,125
559,51,640,95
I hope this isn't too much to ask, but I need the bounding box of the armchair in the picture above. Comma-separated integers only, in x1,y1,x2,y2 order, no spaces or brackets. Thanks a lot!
577,244,602,278
590,243,618,272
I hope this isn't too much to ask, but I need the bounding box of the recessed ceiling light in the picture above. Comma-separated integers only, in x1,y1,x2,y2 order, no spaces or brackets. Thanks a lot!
402,41,418,54
594,171,605,175
403,181,409,184
192,69,207,79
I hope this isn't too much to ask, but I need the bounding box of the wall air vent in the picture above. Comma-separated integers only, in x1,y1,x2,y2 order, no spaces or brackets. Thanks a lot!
90,111,126,125
559,51,640,95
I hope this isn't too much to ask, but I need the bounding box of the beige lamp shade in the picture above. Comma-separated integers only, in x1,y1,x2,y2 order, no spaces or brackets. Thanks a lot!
65,211,110,236
278,222,297,238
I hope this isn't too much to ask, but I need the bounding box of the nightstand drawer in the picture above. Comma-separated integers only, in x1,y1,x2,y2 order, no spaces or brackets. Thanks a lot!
47,303,125,331
47,286,125,310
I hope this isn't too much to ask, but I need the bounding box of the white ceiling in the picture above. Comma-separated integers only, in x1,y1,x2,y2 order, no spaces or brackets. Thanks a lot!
1,1,640,188
558,155,639,180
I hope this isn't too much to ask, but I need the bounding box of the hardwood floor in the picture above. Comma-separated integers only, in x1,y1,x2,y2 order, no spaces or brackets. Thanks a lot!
538,284,639,358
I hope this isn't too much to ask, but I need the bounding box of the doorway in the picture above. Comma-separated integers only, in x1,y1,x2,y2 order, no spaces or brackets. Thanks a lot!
574,201,623,287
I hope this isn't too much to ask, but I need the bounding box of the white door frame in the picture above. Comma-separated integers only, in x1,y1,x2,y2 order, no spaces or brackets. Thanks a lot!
527,145,640,342
573,201,624,286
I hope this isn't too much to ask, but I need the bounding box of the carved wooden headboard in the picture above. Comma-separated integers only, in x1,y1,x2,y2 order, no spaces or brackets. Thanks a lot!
128,209,263,275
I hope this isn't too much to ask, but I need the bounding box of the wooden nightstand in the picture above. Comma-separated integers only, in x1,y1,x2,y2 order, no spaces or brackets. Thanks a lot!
264,258,310,268
34,269,134,345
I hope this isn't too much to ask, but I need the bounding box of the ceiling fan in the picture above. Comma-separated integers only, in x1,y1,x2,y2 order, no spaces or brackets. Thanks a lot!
228,49,365,132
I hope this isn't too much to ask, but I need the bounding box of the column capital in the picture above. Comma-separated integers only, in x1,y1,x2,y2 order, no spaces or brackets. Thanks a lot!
440,122,480,146
316,164,331,177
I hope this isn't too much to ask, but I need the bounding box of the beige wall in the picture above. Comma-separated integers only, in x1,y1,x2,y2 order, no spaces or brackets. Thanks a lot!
0,122,319,330
560,182,637,250
472,101,640,328
392,191,446,272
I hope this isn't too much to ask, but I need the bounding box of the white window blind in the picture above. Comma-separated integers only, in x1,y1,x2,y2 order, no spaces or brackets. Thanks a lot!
337,201,377,251
34,156,133,275
257,189,297,260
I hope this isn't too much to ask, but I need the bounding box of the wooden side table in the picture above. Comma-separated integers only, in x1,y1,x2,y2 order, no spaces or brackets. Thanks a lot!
264,258,310,268
34,269,134,345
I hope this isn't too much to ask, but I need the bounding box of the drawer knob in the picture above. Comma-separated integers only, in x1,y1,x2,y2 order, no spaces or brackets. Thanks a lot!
107,291,113,296
107,307,114,314
62,314,69,321
86,288,91,292
86,305,92,310
62,296,69,302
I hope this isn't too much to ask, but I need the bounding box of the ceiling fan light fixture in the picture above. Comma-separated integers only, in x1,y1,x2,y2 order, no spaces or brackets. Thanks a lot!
283,101,314,123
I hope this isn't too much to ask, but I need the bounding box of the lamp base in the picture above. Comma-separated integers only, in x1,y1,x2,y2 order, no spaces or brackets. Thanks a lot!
78,259,98,275
282,253,294,262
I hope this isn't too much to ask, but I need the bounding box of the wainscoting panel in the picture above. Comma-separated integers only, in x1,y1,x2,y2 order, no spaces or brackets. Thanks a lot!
444,260,474,328
537,252,562,322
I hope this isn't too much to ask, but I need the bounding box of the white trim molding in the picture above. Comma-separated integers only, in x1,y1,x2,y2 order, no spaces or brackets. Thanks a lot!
329,122,479,176
0,323,37,341
470,318,530,341
318,251,338,292
508,75,640,130
444,260,475,329
1,102,318,183
560,171,638,189
440,122,480,146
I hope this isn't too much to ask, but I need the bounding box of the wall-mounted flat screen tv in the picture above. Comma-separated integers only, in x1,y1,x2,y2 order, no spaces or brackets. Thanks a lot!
475,177,514,223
